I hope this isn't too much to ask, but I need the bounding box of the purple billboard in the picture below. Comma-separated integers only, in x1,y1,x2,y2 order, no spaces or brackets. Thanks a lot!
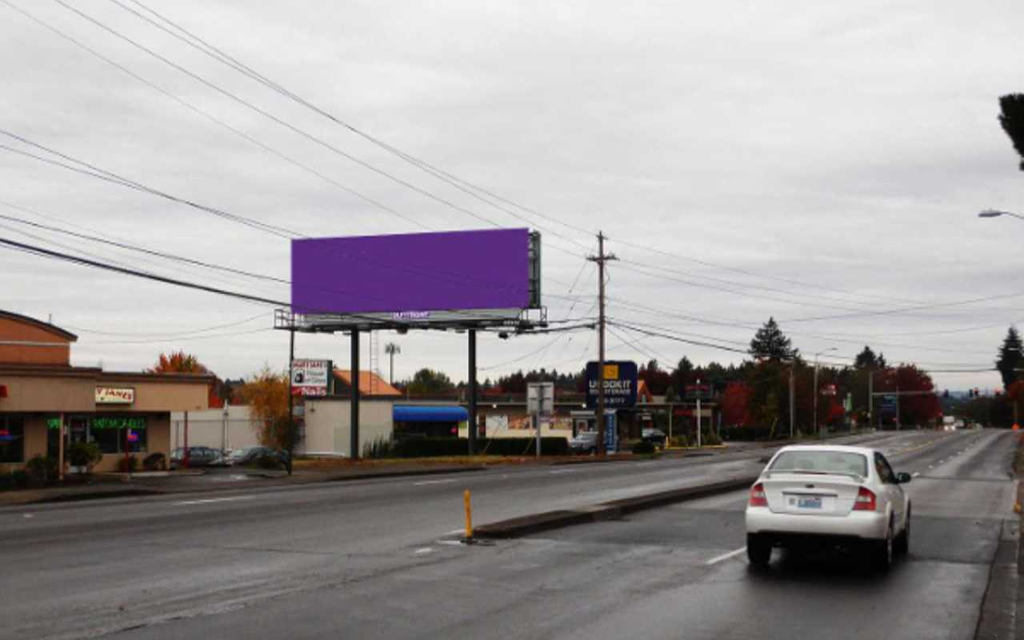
291,229,535,315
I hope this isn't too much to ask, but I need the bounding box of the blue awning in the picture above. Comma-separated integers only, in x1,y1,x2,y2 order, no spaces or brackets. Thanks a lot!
393,405,468,423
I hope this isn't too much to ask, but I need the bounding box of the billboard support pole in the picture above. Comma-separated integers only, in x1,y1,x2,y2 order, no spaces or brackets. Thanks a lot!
351,329,361,460
286,328,295,476
468,329,477,456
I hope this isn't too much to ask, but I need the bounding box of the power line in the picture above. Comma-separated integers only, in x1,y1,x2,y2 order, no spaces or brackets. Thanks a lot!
0,131,298,238
47,0,536,236
0,0,430,231
108,0,595,252
64,312,269,338
0,208,289,285
0,235,287,306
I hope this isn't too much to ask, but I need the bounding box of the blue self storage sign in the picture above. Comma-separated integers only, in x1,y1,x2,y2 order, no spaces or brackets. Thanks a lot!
586,361,638,409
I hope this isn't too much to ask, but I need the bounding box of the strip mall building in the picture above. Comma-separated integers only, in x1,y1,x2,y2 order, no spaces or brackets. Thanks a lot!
0,310,212,473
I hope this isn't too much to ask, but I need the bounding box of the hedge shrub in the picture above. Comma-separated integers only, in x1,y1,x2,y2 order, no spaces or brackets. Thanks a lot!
631,440,656,455
25,455,59,486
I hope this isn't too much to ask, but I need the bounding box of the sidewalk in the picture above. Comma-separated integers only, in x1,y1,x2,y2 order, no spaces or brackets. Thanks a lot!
0,439,776,508
0,462,489,507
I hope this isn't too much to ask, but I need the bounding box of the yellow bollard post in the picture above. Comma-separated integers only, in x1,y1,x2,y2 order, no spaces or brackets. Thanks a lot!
464,489,473,541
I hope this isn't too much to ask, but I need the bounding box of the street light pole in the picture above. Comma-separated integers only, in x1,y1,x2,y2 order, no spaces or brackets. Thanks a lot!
813,348,837,438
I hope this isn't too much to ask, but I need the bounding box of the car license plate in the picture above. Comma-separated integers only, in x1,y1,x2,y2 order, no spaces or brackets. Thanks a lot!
797,496,822,509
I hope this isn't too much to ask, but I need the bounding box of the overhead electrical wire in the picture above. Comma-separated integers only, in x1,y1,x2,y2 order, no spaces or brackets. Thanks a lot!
0,133,588,306
46,0,592,249
0,132,298,238
63,312,269,338
106,0,594,252
0,236,287,306
105,0,965,313
0,0,429,231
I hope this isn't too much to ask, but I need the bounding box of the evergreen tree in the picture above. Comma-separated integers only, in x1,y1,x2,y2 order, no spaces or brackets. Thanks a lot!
854,346,879,369
999,93,1024,171
749,317,797,362
996,326,1024,389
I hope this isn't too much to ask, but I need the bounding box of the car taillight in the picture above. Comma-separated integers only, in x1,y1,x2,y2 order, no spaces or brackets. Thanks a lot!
853,486,877,511
749,483,768,507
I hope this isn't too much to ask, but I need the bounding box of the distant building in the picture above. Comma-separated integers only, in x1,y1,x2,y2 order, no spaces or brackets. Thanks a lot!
333,369,402,398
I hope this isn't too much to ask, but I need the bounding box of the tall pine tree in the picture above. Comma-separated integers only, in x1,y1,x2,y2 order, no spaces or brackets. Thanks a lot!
996,326,1023,388
749,317,797,362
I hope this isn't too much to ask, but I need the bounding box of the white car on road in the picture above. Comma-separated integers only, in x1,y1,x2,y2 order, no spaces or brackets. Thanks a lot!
745,444,912,569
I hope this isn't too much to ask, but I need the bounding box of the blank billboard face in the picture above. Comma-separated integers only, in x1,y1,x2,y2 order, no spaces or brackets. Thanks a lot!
291,228,531,315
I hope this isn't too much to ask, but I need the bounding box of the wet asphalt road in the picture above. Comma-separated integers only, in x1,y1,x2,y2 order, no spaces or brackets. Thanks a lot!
0,429,1014,639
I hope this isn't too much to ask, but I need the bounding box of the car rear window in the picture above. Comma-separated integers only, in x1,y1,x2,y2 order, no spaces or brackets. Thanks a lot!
769,451,868,477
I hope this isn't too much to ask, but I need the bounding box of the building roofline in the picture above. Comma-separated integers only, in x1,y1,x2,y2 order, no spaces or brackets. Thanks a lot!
0,310,78,342
0,363,215,384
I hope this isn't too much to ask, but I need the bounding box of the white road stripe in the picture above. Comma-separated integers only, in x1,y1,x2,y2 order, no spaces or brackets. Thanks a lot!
549,469,578,475
414,547,434,555
175,496,254,506
413,479,455,486
706,547,747,565
912,472,921,477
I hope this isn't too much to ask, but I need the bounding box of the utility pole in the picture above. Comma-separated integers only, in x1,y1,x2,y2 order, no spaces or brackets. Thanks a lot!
696,378,702,448
867,370,874,430
588,232,617,455
813,362,819,437
286,328,295,475
789,364,795,439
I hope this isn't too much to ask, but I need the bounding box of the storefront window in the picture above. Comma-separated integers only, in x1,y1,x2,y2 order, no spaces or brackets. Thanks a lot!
91,424,121,454
87,416,147,454
0,415,25,463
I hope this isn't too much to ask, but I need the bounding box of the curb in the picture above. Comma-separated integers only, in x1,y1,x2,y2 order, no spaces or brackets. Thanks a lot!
1,465,489,507
320,465,487,484
473,476,758,539
29,488,165,505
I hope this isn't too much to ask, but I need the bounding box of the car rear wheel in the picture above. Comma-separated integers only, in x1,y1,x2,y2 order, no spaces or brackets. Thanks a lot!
873,520,894,571
895,507,910,555
746,534,772,567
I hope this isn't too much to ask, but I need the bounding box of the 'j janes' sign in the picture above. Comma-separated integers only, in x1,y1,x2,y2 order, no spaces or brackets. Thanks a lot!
95,387,135,405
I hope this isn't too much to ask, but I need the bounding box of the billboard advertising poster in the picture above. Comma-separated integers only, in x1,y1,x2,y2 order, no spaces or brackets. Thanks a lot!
586,361,638,409
291,359,331,397
291,229,533,315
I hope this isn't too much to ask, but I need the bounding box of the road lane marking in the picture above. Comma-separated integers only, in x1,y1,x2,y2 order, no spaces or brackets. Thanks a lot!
413,479,455,486
912,472,921,477
706,547,747,565
414,547,434,555
549,469,578,474
175,496,255,506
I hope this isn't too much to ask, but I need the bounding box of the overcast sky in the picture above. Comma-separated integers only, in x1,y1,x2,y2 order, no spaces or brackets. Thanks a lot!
2,0,1022,391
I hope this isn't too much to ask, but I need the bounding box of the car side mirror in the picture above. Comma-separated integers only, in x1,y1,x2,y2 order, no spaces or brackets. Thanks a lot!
896,472,912,484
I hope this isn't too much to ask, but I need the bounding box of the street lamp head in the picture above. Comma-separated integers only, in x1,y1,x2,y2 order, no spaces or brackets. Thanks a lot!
978,210,1004,218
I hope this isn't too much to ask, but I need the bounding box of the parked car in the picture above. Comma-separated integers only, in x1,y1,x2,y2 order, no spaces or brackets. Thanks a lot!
211,446,286,467
745,444,911,570
169,446,222,469
641,428,667,449
569,431,598,455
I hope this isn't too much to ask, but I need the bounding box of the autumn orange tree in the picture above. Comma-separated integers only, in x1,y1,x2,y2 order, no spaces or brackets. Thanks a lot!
239,366,292,452
147,351,223,408
147,351,209,374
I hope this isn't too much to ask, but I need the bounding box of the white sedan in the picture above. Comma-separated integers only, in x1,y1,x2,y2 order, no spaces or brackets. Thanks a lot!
745,444,912,569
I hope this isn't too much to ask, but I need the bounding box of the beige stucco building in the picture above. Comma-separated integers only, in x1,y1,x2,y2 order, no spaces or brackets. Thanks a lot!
0,310,213,473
